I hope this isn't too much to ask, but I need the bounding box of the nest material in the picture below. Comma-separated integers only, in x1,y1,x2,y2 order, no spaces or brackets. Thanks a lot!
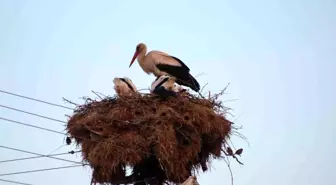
67,92,232,185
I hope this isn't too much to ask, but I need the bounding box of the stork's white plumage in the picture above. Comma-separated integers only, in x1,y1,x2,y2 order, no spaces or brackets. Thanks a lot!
113,77,137,96
129,43,200,92
173,84,185,93
150,75,178,98
151,75,175,92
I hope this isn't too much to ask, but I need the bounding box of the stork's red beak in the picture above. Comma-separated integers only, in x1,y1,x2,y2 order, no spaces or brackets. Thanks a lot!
129,51,139,68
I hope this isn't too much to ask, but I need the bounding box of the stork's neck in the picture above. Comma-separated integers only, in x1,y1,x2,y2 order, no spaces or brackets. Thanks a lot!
137,47,147,68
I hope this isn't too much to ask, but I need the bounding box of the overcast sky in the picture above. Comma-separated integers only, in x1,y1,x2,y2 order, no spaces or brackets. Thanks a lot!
0,0,335,185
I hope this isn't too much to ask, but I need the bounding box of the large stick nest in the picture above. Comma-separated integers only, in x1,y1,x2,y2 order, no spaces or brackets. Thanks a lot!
66,91,235,185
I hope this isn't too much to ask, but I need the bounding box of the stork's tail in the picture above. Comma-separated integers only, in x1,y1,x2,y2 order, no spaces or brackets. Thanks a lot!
187,73,200,92
175,73,200,92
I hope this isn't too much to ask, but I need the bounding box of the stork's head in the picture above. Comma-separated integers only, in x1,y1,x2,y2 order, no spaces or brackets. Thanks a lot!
129,43,146,68
121,77,136,90
113,77,137,96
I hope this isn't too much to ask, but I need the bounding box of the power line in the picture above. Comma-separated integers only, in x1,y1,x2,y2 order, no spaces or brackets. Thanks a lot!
0,143,160,183
0,151,80,164
0,145,83,165
0,104,66,124
0,117,65,135
0,165,84,177
0,89,74,110
0,90,158,183
0,178,33,185
0,166,154,185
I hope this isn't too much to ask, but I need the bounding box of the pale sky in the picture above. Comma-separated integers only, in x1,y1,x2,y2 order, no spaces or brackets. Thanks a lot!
0,0,335,185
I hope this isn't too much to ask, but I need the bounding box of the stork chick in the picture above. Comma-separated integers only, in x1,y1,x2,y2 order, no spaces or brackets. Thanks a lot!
150,75,178,98
113,77,137,96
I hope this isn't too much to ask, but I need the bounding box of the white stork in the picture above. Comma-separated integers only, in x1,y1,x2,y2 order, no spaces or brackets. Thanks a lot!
113,77,137,96
150,75,178,98
129,43,200,92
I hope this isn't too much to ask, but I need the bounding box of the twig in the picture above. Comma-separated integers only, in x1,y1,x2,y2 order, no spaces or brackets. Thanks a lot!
81,96,93,104
232,155,244,165
137,88,150,92
231,130,250,147
228,138,236,151
47,144,67,156
194,72,207,78
91,91,103,100
223,82,231,92
200,83,208,94
226,111,234,117
197,92,205,99
223,157,233,185
62,98,78,107
211,82,231,100
221,148,230,156
223,98,239,103
231,112,244,123
221,147,244,166
92,91,107,98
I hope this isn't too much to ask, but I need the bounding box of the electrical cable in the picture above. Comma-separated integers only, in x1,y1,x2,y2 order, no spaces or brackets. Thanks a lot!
0,178,33,185
0,151,80,164
0,145,83,164
0,89,74,110
0,165,84,177
0,104,66,124
0,90,161,184
0,117,65,135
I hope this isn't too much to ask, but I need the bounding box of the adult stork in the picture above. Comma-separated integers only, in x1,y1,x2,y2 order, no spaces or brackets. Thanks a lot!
113,77,137,96
129,43,200,92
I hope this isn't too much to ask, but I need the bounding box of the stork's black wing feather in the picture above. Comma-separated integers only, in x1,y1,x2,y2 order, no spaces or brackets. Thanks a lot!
169,56,190,71
156,64,200,92
156,64,190,80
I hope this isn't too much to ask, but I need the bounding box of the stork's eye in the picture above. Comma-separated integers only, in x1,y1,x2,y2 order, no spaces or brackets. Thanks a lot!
136,46,140,51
